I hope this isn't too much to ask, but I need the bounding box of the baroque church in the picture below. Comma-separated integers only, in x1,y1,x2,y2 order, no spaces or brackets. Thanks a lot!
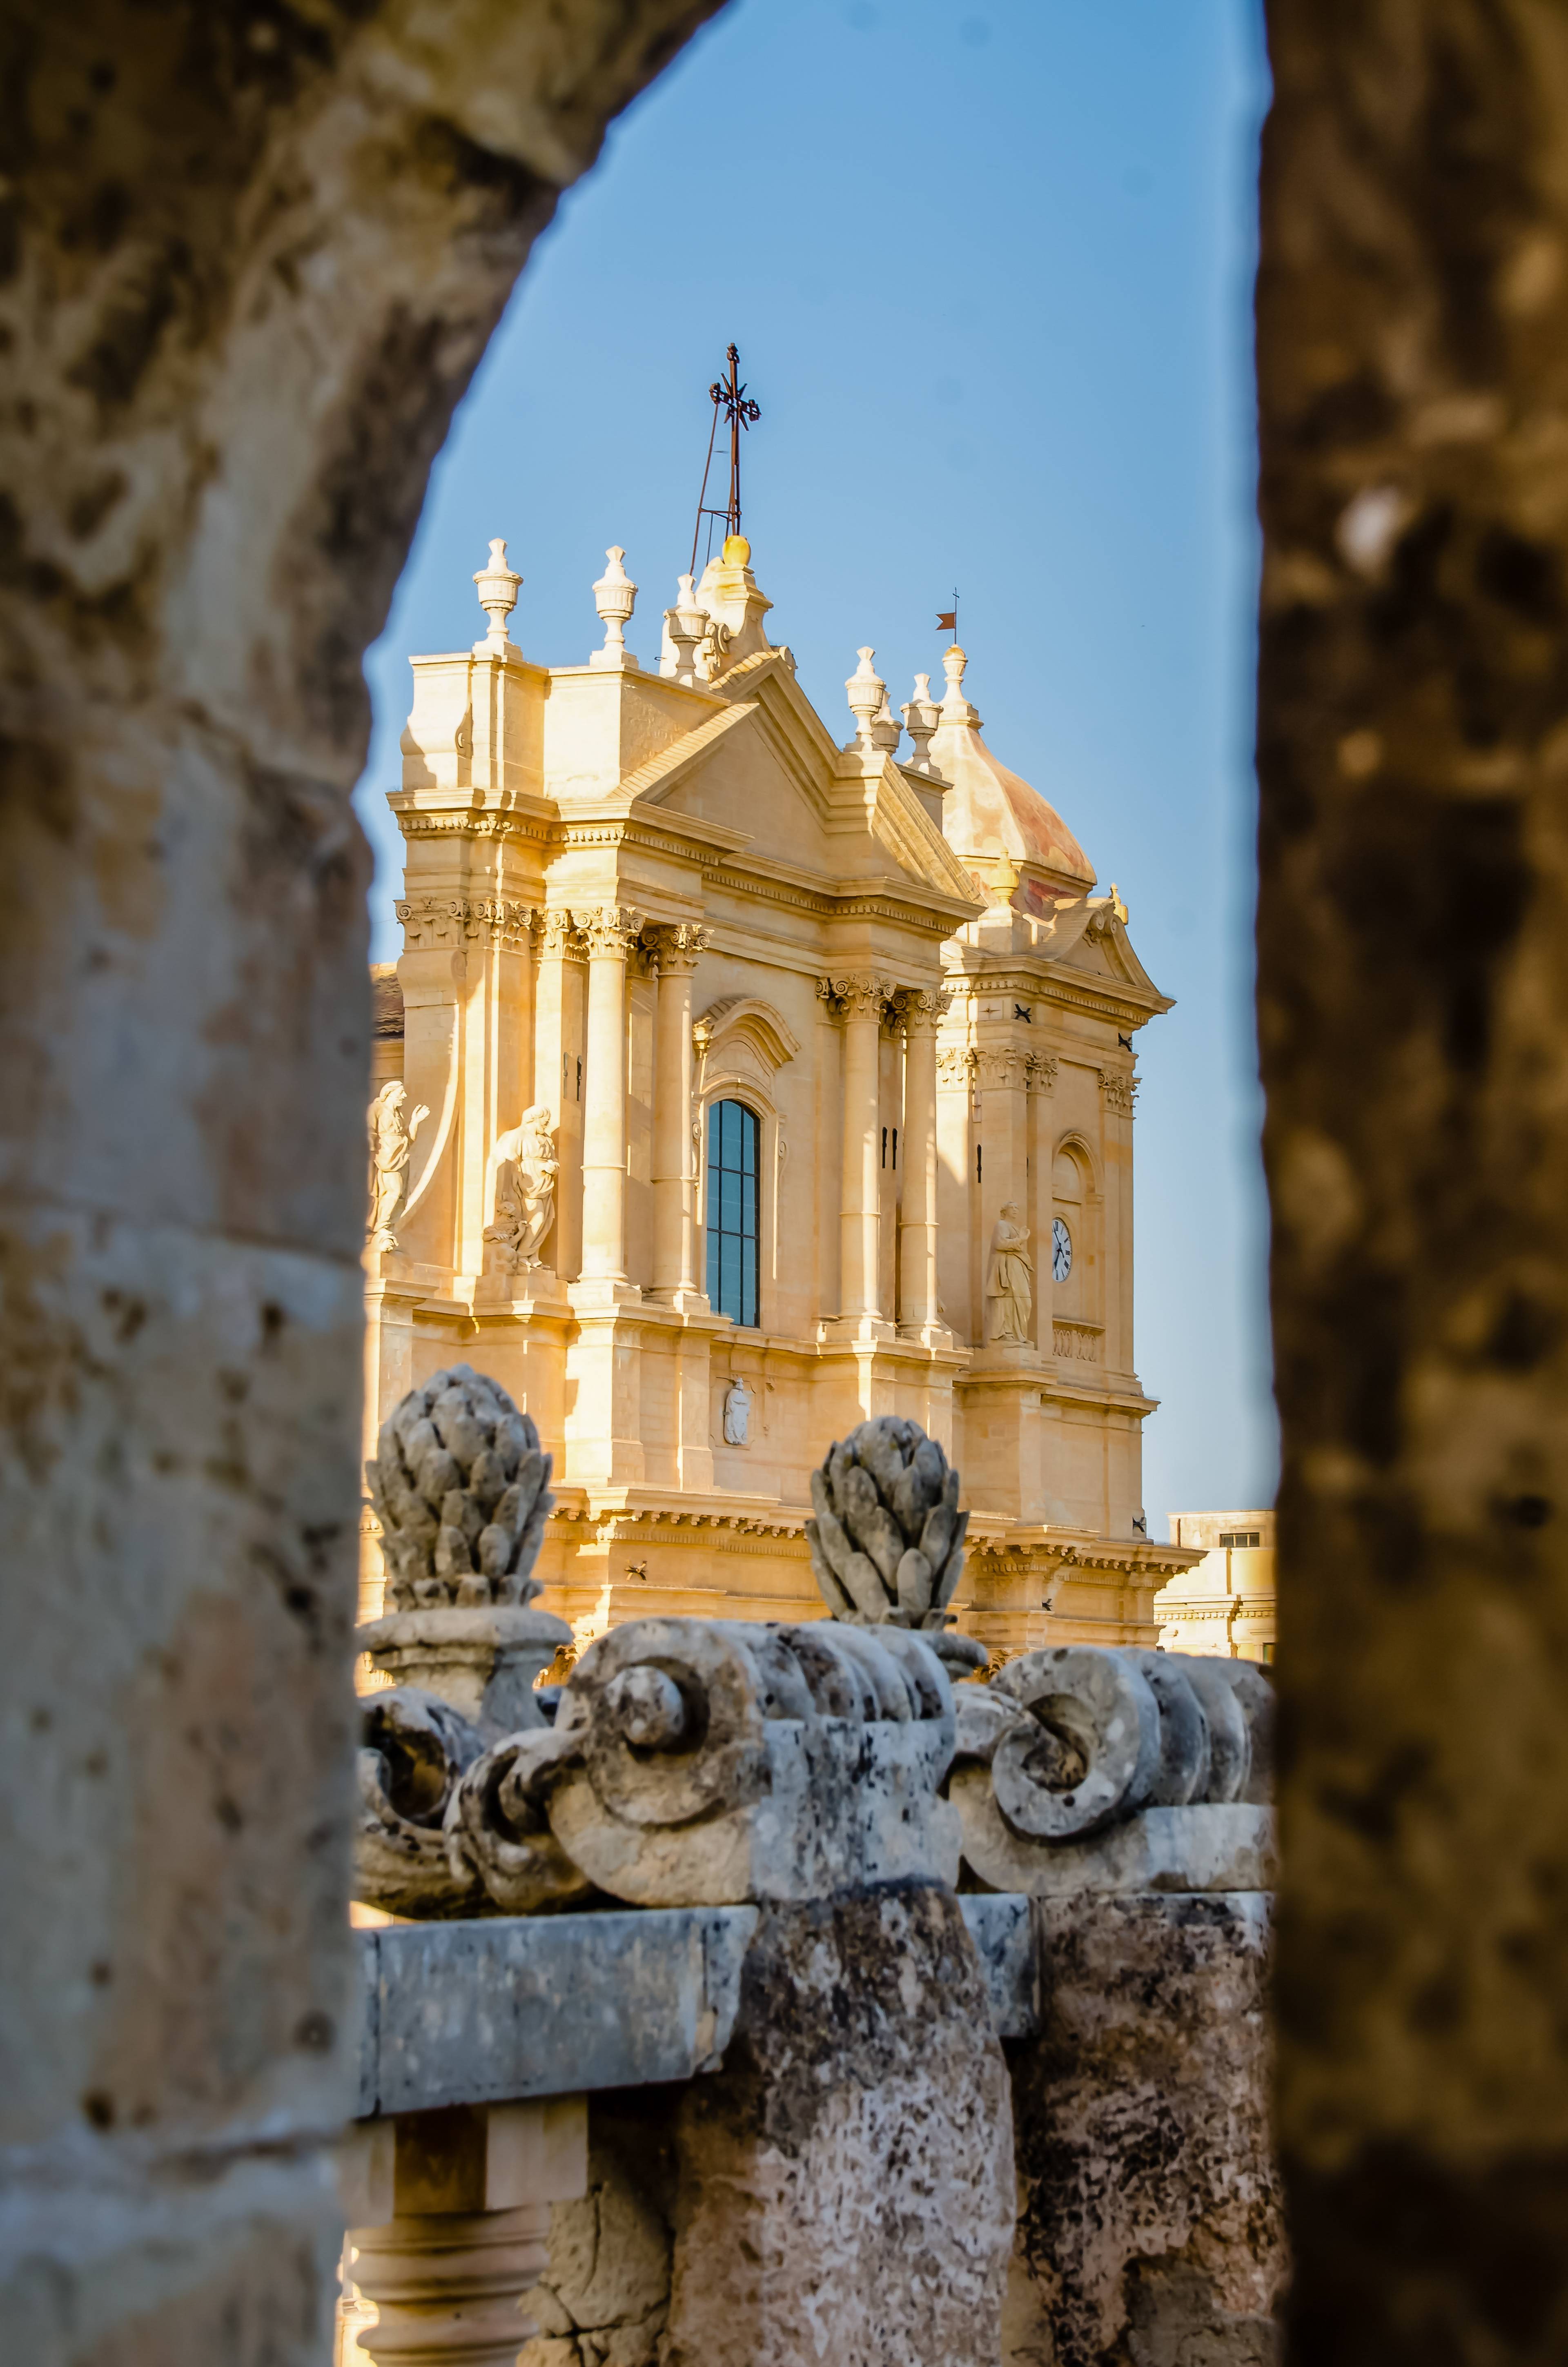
361,527,1200,1661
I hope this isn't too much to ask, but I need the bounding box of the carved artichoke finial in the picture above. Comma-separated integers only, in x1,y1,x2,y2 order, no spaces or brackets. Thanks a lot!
806,1417,972,1633
367,1363,553,1609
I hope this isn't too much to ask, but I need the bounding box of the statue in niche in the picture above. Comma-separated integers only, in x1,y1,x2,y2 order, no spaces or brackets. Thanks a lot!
483,1105,559,1276
722,1376,752,1446
986,1204,1034,1344
366,1080,430,1250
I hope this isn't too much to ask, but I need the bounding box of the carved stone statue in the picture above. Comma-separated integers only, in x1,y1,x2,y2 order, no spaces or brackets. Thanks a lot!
483,1104,558,1274
985,1203,1033,1343
722,1376,751,1445
366,1079,430,1250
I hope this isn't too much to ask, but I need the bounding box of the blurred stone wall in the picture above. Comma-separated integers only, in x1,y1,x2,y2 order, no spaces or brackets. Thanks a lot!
0,4,724,2359
1258,5,1568,2357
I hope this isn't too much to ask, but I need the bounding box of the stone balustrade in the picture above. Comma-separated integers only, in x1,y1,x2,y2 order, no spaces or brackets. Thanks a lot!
340,1388,1285,2367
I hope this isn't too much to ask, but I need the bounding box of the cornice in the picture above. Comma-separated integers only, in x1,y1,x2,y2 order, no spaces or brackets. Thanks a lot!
942,959,1169,1029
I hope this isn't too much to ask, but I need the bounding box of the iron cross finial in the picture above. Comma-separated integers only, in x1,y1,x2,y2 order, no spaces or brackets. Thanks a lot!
691,343,762,574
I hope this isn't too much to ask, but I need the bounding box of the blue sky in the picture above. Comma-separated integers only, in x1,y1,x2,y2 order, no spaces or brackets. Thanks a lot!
356,0,1275,1532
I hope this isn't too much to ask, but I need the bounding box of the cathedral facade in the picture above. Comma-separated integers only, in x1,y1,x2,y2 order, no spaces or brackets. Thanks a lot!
362,534,1198,1659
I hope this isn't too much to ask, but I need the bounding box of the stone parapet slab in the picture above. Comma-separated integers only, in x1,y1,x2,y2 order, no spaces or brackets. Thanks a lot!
355,1895,1042,2118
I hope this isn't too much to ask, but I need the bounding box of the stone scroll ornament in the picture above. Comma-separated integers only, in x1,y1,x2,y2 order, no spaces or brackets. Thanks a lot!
805,1417,989,1678
356,1607,962,1919
949,1645,1276,1896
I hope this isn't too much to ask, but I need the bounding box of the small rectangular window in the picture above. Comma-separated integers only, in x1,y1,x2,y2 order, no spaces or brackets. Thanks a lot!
892,1128,898,1170
976,1144,982,1181
881,1125,887,1169
1219,1531,1263,1549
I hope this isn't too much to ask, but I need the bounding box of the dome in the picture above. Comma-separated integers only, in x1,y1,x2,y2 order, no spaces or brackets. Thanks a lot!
926,647,1094,900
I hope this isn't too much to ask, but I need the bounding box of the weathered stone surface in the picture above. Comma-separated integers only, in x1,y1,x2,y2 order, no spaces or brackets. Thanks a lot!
1258,6,1568,2355
520,2111,677,2367
1005,1893,1285,2367
0,0,727,2348
953,1645,1275,1894
357,1908,757,2118
662,1887,1015,2367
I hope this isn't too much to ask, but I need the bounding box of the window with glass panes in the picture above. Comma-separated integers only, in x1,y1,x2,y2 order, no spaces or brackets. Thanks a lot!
705,1099,759,1326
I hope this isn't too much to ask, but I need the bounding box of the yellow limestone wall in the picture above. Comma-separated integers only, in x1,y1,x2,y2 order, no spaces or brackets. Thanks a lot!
1155,1510,1277,1664
361,541,1201,1664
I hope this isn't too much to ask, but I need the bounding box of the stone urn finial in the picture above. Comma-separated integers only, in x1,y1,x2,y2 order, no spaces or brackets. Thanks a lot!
902,673,941,773
871,686,901,754
845,646,885,750
590,545,638,668
472,535,521,652
662,571,705,686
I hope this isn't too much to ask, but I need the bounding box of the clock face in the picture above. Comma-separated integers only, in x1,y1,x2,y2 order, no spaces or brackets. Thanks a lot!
1052,1217,1072,1283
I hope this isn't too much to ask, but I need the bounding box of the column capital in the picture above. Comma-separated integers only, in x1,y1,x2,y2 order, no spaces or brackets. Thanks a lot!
396,895,537,952
893,985,953,1033
816,972,894,1022
576,904,644,959
1099,1065,1137,1116
936,1044,978,1089
973,1046,1027,1092
536,907,586,962
651,922,711,975
1025,1050,1058,1092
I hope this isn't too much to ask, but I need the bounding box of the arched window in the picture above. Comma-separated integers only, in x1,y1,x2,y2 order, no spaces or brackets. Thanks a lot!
706,1099,759,1326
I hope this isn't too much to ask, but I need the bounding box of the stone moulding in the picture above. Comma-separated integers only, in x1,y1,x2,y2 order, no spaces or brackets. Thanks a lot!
950,1643,1275,1895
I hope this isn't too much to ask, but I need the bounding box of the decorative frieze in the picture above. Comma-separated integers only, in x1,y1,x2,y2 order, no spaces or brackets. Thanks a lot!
396,895,537,950
1053,1320,1101,1363
973,1047,1027,1093
1099,1067,1137,1116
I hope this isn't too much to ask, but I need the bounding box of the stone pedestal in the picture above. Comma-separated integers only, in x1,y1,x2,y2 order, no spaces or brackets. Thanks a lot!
661,1887,1015,2367
358,1606,570,1740
1004,1892,1285,2367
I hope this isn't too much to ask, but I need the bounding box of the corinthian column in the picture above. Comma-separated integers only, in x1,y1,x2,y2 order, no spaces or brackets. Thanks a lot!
651,923,709,1305
577,906,641,1285
898,987,950,1336
822,975,890,1325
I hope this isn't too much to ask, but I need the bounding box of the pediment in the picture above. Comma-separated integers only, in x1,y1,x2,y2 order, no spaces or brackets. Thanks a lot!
631,661,983,918
693,995,800,1086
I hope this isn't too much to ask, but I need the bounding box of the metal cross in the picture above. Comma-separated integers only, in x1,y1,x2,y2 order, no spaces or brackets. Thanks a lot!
690,343,762,573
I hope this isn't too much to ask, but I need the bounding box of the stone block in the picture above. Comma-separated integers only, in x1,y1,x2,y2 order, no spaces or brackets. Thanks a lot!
1004,1891,1285,2367
662,1888,1016,2367
357,1908,757,2117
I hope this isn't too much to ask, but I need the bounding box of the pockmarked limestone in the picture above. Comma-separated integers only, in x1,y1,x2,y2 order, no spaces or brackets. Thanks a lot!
1256,9,1568,2349
1005,1892,1286,2367
662,1888,1016,2367
0,5,728,2347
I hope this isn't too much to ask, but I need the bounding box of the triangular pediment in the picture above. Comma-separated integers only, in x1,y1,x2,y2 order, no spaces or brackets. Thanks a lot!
630,661,982,917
